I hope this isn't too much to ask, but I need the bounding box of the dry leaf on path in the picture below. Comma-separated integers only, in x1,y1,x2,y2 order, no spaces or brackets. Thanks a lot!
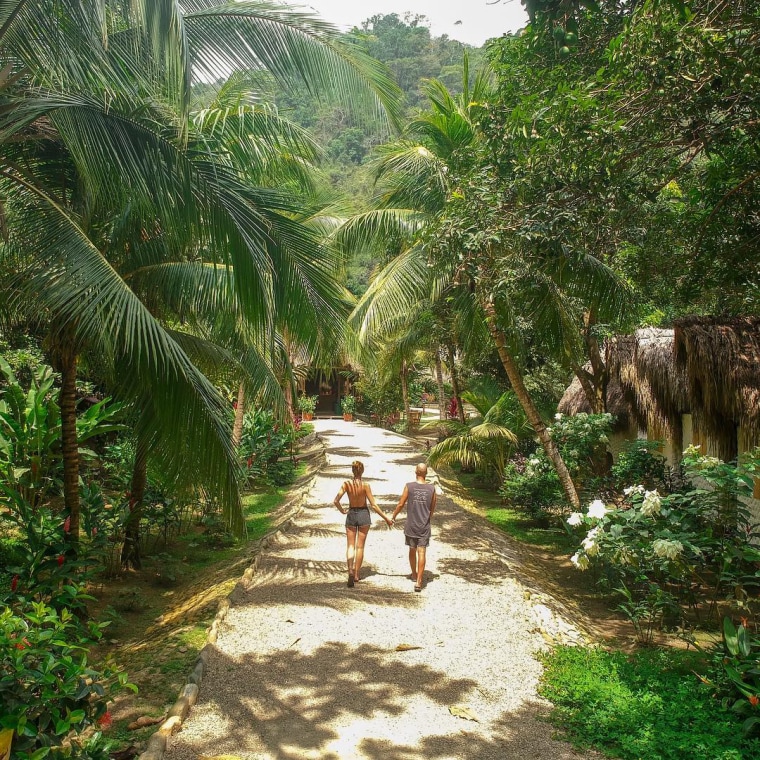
449,704,480,722
395,643,422,651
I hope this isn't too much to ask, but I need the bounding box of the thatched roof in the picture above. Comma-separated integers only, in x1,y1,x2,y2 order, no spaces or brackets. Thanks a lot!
674,316,760,456
558,375,634,431
559,319,760,461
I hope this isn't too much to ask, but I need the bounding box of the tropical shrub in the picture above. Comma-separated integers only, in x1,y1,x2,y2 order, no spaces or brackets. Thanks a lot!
611,439,668,492
0,601,132,759
500,413,614,516
297,395,318,414
340,395,356,415
567,448,760,641
714,616,760,734
239,409,296,487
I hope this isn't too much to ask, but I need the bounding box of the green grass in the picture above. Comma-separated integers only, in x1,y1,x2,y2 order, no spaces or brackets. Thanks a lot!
450,469,574,553
243,487,286,540
539,646,760,760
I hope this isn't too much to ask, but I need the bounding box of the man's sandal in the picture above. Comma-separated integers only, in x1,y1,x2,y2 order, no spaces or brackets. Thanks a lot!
347,574,354,588
414,585,422,592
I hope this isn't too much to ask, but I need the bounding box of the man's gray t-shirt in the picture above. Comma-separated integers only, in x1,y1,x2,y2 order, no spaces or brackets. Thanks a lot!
405,481,435,539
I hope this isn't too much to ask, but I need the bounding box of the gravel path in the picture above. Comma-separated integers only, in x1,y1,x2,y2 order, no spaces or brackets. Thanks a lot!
165,419,593,760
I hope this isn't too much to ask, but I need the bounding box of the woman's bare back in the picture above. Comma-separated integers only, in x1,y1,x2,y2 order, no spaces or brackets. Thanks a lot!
344,479,369,508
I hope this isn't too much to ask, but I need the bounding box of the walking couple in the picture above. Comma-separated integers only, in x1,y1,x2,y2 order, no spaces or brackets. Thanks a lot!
333,460,437,592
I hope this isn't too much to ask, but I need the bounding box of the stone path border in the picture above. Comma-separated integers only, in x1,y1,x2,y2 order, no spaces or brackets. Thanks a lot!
136,437,325,760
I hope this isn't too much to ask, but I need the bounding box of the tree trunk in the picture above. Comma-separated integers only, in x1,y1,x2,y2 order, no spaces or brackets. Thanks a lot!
232,383,245,449
400,359,411,421
57,345,80,545
434,351,446,421
446,343,466,424
583,310,607,414
482,299,580,508
121,440,148,570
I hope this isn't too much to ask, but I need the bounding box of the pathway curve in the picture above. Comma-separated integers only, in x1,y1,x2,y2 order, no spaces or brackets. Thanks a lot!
165,420,593,760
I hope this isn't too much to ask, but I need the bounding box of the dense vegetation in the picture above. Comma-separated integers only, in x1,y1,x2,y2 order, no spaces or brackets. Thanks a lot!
1,0,759,757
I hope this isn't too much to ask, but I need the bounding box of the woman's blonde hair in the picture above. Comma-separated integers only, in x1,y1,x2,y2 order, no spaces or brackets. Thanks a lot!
351,460,364,478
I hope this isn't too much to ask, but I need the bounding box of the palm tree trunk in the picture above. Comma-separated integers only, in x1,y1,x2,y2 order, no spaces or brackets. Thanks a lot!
57,345,80,545
121,439,148,570
232,383,245,448
435,351,446,421
446,343,466,423
481,299,580,508
400,359,411,421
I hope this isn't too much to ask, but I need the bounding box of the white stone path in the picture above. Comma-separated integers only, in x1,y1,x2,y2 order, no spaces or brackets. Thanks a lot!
164,419,593,760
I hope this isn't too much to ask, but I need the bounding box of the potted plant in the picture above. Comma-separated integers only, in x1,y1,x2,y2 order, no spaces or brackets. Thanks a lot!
341,394,356,422
298,395,318,421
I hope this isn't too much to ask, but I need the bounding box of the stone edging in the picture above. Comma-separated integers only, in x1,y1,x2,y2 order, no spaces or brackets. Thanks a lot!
136,439,325,760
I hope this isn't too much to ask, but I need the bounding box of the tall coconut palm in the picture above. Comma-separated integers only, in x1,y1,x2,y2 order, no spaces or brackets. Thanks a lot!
0,0,401,540
339,60,630,508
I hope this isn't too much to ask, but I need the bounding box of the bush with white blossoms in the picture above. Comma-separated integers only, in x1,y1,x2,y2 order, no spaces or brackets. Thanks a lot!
501,413,614,518
565,448,760,632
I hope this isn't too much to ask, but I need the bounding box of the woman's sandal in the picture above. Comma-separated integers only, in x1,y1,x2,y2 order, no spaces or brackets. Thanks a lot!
414,585,422,592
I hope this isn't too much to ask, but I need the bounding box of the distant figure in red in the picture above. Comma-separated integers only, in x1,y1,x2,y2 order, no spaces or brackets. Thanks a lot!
448,396,459,419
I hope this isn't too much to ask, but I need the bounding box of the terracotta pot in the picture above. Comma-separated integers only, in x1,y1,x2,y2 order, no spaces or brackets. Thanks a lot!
303,412,314,421
343,413,354,422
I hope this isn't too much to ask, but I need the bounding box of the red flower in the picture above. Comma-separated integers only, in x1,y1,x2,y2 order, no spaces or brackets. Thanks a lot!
750,695,759,708
232,400,238,410
92,526,98,537
13,637,30,650
247,456,253,468
10,574,18,592
97,711,113,729
741,617,749,628
57,554,65,567
63,516,71,534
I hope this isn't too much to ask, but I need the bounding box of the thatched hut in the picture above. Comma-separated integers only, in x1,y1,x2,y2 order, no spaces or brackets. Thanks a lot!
674,317,760,462
559,319,760,467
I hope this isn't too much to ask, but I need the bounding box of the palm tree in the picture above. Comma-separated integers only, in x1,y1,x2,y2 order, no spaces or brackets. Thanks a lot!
0,0,401,542
340,60,630,509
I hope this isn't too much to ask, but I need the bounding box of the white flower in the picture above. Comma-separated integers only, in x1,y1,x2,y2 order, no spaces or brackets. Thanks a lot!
624,485,645,497
587,499,609,520
640,489,662,517
529,458,540,466
570,552,590,571
555,412,563,421
567,512,584,527
652,538,683,560
582,527,600,556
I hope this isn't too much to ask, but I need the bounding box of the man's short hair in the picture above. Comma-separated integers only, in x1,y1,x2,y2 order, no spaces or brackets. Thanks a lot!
415,463,428,477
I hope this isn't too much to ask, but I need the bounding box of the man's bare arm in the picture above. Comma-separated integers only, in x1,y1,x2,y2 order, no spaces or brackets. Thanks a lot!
390,485,409,523
429,491,437,518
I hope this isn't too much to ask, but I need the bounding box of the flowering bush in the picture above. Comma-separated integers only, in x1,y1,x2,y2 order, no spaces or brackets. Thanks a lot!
501,413,613,517
239,409,297,487
0,601,132,758
567,448,760,642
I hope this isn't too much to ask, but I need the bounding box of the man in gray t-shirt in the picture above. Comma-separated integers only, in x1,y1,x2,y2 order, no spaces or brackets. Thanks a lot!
390,463,437,592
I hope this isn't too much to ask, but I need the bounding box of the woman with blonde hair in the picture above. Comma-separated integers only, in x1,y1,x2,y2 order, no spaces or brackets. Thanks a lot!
333,460,392,587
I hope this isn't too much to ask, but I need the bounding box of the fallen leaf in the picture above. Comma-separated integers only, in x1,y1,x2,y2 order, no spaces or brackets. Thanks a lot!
395,643,422,652
285,619,294,623
289,637,301,647
449,704,479,722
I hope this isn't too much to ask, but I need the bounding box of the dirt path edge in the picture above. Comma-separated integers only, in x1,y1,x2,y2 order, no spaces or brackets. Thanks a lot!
136,438,326,760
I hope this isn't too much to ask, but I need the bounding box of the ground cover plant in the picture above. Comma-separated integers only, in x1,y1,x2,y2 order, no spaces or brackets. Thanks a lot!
539,645,760,760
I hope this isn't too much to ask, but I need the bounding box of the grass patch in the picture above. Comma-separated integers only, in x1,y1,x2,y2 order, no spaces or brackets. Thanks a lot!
446,469,573,553
243,486,287,539
484,506,575,553
539,646,760,760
